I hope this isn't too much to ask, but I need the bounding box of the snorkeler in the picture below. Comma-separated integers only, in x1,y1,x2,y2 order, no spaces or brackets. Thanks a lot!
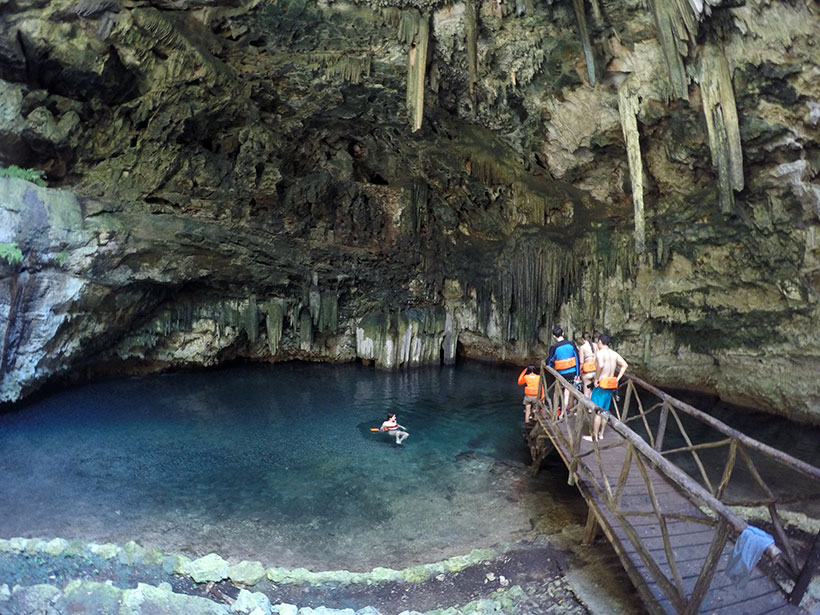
380,413,410,444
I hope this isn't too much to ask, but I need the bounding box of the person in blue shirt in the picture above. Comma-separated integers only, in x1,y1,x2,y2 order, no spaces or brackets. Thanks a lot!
546,325,581,413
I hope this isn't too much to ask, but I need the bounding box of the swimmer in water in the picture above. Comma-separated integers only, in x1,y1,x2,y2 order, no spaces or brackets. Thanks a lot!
380,413,409,444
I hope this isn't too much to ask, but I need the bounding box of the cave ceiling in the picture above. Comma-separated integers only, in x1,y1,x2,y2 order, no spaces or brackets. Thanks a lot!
0,0,819,421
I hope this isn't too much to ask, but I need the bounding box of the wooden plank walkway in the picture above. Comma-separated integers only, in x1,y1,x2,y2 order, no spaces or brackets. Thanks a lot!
566,426,803,615
528,367,818,615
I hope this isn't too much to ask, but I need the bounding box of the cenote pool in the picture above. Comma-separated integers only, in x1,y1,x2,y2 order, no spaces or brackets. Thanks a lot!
0,361,586,572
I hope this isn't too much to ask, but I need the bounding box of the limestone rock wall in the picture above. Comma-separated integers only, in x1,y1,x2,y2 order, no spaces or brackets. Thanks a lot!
0,0,818,422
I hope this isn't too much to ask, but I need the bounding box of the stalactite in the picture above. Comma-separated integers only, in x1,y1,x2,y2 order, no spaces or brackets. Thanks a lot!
464,0,479,99
468,156,516,186
618,82,646,254
301,51,371,84
379,7,402,29
325,54,371,84
355,308,448,368
264,302,283,355
298,308,313,351
398,9,419,45
483,242,583,345
512,175,552,225
404,178,428,235
123,8,228,88
455,126,521,187
243,295,259,343
649,0,696,100
571,0,596,87
356,313,383,362
404,11,429,132
696,43,743,213
317,292,338,334
587,0,604,28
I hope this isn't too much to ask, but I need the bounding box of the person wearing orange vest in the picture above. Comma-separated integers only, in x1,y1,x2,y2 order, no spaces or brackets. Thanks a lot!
380,413,409,444
578,331,596,399
517,365,541,423
546,325,581,414
584,333,628,443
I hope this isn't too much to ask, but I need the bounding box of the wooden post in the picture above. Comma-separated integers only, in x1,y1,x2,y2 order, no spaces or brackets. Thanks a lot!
613,444,634,509
735,444,800,573
681,519,730,615
714,438,737,499
633,453,686,597
582,508,599,545
768,502,800,574
790,530,820,605
622,380,634,423
654,402,668,452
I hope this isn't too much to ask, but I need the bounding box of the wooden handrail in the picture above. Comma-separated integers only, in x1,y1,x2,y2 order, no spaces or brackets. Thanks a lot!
625,373,820,483
540,364,784,563
536,363,820,608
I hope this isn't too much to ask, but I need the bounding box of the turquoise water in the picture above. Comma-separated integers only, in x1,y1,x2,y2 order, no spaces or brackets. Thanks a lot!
0,362,582,571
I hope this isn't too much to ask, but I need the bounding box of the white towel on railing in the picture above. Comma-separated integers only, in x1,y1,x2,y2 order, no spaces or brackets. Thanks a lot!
726,526,775,588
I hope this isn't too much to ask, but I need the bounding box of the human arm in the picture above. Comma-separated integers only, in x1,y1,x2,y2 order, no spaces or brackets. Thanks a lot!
570,342,581,379
517,368,527,386
594,353,602,387
616,354,628,381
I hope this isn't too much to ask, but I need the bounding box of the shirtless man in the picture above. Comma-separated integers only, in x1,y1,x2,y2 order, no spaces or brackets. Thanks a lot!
585,333,628,442
380,413,409,444
578,331,596,399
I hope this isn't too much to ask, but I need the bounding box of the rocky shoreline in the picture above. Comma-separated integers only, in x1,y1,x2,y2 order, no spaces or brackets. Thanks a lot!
0,531,641,615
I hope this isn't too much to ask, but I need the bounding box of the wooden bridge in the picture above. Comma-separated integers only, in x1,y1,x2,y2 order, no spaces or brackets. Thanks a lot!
526,365,820,615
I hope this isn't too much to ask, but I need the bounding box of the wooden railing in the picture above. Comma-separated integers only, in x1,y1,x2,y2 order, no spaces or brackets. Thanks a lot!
530,363,820,612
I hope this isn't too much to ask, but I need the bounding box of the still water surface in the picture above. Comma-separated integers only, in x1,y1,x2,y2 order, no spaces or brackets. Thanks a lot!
2,362,817,572
0,362,584,571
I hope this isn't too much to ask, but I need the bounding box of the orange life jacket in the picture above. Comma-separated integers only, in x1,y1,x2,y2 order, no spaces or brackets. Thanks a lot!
599,376,618,390
518,370,540,397
581,360,596,373
554,356,577,370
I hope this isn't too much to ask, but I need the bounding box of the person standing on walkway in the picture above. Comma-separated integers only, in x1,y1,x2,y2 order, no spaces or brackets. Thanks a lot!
546,325,581,413
585,333,628,442
517,365,541,424
578,331,596,399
